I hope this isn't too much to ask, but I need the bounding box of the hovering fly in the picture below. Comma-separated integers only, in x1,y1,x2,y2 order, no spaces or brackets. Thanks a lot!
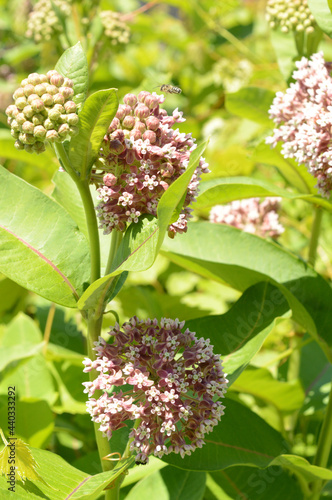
154,84,182,94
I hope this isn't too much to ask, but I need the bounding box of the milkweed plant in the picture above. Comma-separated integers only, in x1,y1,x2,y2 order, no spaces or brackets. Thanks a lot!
0,1,332,500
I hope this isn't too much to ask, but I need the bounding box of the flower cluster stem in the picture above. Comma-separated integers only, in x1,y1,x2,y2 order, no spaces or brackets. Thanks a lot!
308,206,323,268
310,383,332,500
105,230,123,276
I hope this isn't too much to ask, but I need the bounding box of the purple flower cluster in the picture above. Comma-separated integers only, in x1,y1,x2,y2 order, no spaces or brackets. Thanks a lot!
209,198,284,238
266,52,332,197
92,91,209,237
83,317,227,464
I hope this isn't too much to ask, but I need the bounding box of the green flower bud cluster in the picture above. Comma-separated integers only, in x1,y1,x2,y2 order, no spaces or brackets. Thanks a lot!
266,0,315,34
26,0,72,43
99,11,130,45
6,71,79,154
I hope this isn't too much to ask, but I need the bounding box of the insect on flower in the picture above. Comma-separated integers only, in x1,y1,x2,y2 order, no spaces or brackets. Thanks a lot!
154,84,182,94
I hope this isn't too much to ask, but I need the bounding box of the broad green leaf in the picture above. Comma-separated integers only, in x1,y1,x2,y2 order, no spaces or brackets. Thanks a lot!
270,30,298,81
186,282,290,385
55,42,88,112
161,221,332,355
225,87,275,126
2,43,41,65
48,361,86,414
308,0,332,38
0,446,134,500
68,89,119,179
52,170,88,238
0,343,43,372
121,457,167,487
77,141,208,312
125,467,206,500
0,400,54,448
156,140,208,249
194,177,332,214
0,130,57,171
163,398,288,471
0,276,27,315
77,216,159,311
0,314,56,405
209,465,303,500
0,166,90,307
253,141,316,194
271,454,332,482
46,343,84,366
231,367,305,413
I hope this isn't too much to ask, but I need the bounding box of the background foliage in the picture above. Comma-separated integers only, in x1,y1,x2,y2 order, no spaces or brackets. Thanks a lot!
0,0,332,499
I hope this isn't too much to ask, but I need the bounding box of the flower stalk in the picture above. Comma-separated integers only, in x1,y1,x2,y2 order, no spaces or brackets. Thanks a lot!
308,206,323,267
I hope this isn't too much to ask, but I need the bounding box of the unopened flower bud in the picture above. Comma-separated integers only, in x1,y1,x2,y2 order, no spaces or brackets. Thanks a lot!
23,84,35,97
27,73,41,85
44,118,55,130
143,130,157,143
16,113,26,125
48,108,61,121
32,113,44,125
123,93,137,107
24,144,34,153
13,88,25,100
22,121,34,134
23,105,34,119
134,121,146,133
46,130,60,142
63,77,73,88
34,125,47,140
104,173,117,186
19,132,35,144
58,123,70,137
122,115,135,129
34,84,47,96
50,73,64,87
27,94,39,105
45,84,58,96
15,97,27,110
144,94,159,109
66,113,79,125
135,104,149,119
33,141,46,154
31,99,45,112
64,100,77,113
146,116,160,131
130,129,142,140
11,129,19,139
112,129,125,142
14,140,24,150
108,118,120,133
53,93,65,105
59,86,74,99
5,105,18,118
138,91,150,103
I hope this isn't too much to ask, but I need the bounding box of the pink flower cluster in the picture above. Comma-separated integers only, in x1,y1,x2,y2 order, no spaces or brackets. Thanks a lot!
209,198,284,238
92,91,209,237
83,317,227,464
266,52,332,197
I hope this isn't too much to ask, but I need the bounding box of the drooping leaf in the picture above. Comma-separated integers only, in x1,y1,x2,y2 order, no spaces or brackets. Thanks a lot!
225,87,275,126
209,464,303,500
308,0,332,38
230,367,305,413
0,446,134,499
68,89,119,179
271,454,332,482
253,141,316,194
162,221,332,355
163,398,288,471
0,166,90,307
194,177,332,214
55,42,88,112
186,282,290,385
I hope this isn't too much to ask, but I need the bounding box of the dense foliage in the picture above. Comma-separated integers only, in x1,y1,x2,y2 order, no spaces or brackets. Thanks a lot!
0,0,332,499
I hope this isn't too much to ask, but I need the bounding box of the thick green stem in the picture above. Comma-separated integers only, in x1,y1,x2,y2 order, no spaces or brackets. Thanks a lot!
53,143,101,283
105,231,123,276
308,207,323,267
310,383,332,500
76,179,101,282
